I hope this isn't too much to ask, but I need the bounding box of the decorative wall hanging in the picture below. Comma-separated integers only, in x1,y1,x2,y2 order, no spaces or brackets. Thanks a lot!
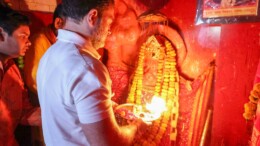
195,0,260,24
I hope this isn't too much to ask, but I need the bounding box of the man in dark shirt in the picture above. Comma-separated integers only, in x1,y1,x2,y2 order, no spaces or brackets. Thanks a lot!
0,5,41,146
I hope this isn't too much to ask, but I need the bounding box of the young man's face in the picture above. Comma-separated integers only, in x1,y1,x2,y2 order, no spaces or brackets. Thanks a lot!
2,25,31,57
92,5,114,49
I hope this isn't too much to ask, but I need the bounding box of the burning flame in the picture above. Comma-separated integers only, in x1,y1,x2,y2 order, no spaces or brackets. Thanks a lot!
134,96,167,123
146,96,167,117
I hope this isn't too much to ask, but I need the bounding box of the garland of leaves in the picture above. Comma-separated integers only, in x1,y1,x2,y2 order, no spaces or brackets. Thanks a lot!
15,56,24,69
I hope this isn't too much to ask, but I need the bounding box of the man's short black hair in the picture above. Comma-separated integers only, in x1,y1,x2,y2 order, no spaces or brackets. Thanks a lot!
53,3,64,23
0,6,30,35
62,0,114,22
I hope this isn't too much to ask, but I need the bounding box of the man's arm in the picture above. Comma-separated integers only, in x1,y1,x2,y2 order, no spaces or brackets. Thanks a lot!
0,99,14,146
20,85,41,126
81,113,138,146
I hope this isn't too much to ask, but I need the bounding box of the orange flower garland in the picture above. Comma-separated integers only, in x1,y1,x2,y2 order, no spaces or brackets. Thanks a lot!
127,41,145,105
243,83,260,120
127,35,179,145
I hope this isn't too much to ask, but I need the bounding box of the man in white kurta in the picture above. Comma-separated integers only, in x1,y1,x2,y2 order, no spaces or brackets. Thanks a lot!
37,1,142,145
37,29,114,146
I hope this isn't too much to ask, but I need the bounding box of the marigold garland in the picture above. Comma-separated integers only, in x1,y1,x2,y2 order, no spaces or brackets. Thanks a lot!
127,35,179,145
243,83,260,120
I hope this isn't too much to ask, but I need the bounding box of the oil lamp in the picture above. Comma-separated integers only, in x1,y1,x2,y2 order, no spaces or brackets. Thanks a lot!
115,96,167,124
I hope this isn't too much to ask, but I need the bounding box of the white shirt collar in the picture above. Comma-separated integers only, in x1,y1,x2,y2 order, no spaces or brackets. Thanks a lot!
57,29,101,60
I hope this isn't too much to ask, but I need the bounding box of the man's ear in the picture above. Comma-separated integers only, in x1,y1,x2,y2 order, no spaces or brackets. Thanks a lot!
87,9,99,28
54,17,64,29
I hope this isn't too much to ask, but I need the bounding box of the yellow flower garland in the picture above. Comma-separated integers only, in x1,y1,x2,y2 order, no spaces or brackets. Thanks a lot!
243,83,260,120
127,35,179,145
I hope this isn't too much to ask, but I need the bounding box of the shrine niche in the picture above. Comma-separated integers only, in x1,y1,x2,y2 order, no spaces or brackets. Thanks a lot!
104,0,215,145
